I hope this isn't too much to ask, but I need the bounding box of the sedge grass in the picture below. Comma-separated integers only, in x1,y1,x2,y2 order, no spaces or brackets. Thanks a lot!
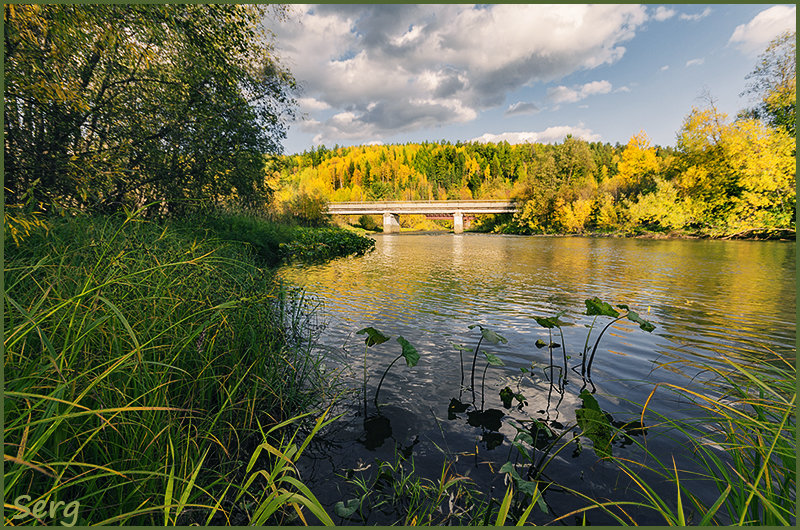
4,211,336,525
564,348,796,526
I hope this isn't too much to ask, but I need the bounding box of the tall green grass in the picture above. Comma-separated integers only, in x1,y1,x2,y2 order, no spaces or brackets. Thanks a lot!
185,209,375,267
545,349,796,526
4,211,336,525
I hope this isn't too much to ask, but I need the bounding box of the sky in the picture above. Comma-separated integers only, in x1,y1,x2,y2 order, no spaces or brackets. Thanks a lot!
264,4,796,154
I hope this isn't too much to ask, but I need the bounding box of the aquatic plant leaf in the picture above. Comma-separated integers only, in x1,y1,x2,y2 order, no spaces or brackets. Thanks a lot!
356,327,389,346
483,351,504,366
499,461,516,475
535,339,547,348
575,390,613,458
549,342,560,348
514,431,534,446
585,297,620,318
451,342,471,352
499,462,541,499
534,312,567,328
617,304,630,310
396,336,420,367
469,324,508,344
626,310,656,332
500,387,514,408
481,327,508,344
334,499,360,518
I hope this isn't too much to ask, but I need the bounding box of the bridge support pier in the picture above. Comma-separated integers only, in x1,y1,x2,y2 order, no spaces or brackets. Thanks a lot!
383,212,400,233
453,211,464,234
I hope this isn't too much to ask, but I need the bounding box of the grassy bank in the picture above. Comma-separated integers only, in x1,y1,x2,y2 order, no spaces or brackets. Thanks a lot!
3,210,372,525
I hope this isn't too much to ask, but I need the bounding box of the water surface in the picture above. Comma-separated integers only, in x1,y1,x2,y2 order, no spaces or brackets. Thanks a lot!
278,233,796,524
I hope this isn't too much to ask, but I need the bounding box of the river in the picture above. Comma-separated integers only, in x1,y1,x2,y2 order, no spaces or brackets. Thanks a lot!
277,232,796,524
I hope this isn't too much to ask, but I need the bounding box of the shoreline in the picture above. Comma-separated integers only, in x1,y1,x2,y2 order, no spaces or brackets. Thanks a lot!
360,227,796,241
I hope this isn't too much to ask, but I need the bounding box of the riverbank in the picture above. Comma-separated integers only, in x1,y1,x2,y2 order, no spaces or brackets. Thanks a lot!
470,224,796,241
3,210,374,525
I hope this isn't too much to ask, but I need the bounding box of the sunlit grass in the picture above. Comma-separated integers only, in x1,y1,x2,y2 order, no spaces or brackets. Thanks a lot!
557,348,796,526
3,210,336,525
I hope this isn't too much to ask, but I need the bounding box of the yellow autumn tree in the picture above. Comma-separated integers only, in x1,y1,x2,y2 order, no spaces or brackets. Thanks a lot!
616,131,660,187
675,102,795,229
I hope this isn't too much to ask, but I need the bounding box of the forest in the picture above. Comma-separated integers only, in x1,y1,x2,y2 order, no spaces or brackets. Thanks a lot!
268,31,796,238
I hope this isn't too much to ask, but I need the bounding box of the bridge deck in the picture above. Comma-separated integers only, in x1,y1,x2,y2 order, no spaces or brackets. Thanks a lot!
327,200,517,215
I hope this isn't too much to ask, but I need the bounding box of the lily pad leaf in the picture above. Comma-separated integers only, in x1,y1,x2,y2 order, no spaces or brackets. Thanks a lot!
334,499,360,518
535,339,547,348
585,297,620,318
396,336,420,367
626,310,656,332
549,342,561,349
483,351,504,366
617,304,630,311
356,327,390,347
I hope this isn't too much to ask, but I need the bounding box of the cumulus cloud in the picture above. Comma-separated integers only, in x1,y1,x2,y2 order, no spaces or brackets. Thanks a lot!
471,125,601,145
297,97,330,112
652,6,676,22
267,4,648,145
680,7,712,21
685,58,705,67
505,102,540,116
729,6,796,54
547,80,613,104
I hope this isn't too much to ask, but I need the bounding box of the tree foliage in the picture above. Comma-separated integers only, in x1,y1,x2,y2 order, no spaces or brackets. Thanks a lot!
742,31,796,137
4,3,296,213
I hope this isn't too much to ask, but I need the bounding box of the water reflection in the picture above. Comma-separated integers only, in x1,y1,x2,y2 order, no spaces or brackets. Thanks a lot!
280,233,795,523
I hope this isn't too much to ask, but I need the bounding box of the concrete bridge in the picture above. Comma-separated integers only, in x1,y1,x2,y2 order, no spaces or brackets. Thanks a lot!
326,200,518,233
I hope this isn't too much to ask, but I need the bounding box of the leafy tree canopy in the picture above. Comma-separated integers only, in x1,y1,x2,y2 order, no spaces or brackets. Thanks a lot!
4,3,296,214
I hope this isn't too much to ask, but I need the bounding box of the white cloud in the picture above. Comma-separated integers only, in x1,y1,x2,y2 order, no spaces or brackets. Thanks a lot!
504,101,540,116
471,125,601,145
297,97,330,112
660,65,669,71
729,6,796,54
547,80,613,104
614,86,631,93
680,7,712,22
652,6,676,22
267,4,648,145
685,58,705,67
